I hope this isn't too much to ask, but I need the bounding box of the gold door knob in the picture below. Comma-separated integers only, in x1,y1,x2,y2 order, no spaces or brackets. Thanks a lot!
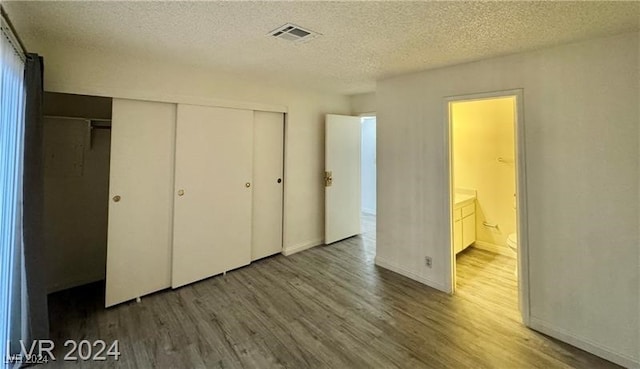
245,182,251,188
113,195,121,202
177,189,185,196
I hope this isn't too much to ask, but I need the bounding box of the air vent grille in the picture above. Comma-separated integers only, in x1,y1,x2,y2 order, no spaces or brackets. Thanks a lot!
269,23,320,43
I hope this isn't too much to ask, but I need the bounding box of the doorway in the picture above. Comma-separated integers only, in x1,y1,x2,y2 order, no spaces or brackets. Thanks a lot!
360,115,376,236
446,90,529,323
42,92,112,293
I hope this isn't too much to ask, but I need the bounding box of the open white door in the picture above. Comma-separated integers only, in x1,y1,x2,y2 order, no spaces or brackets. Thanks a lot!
325,114,361,244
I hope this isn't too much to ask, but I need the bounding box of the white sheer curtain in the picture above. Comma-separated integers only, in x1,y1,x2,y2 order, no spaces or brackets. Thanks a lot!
0,16,26,368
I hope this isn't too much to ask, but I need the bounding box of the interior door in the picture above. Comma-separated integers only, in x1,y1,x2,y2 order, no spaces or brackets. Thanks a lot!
106,99,176,307
252,111,284,260
172,104,253,288
325,114,362,244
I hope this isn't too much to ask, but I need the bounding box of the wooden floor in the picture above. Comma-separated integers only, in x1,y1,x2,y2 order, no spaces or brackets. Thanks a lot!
45,215,620,368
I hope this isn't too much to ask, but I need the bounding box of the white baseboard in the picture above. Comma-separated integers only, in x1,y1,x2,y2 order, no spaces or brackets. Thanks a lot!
374,256,450,293
473,241,515,258
282,238,324,256
529,317,639,369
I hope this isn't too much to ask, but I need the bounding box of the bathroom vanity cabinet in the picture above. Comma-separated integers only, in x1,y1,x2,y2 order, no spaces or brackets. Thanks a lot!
453,197,476,254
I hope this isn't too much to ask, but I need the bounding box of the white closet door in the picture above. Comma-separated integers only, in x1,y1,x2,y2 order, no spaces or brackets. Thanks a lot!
252,111,284,261
172,104,253,288
106,99,176,307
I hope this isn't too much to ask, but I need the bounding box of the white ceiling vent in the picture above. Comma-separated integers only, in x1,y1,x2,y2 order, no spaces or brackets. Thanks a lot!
269,23,320,43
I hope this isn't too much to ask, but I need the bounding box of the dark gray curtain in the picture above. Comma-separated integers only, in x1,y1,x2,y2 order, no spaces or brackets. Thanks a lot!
21,52,49,350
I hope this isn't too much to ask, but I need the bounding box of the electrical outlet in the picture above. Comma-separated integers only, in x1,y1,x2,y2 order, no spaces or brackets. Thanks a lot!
425,256,432,268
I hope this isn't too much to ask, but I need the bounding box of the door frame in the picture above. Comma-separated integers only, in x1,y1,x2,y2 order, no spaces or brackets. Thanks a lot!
444,89,530,325
359,113,376,217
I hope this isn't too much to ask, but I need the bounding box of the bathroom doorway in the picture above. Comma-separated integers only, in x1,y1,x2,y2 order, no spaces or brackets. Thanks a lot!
446,90,529,323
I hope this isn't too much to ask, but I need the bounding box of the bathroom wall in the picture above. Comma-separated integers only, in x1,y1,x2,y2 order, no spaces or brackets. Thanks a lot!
452,97,516,253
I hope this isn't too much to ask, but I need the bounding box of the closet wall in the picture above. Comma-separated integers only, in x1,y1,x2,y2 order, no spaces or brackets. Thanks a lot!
33,45,352,255
106,99,285,307
43,92,112,292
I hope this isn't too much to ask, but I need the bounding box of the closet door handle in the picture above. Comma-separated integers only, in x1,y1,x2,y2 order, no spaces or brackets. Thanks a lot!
245,182,251,188
177,189,185,196
277,178,282,183
112,195,121,202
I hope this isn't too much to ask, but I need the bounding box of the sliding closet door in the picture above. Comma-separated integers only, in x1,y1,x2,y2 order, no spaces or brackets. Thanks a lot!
172,104,253,288
252,111,284,260
106,99,176,307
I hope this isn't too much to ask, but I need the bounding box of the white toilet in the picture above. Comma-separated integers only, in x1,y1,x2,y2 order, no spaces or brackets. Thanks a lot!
507,233,518,276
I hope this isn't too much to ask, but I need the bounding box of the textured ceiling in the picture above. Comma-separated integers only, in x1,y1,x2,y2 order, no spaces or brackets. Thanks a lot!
5,1,640,95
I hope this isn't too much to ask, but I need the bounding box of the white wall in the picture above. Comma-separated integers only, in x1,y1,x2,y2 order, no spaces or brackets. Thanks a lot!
377,32,639,367
30,44,351,255
361,117,376,215
350,92,376,115
452,98,516,251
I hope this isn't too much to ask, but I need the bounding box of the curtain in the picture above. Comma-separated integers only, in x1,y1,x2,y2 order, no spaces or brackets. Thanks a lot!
0,18,26,368
19,53,48,358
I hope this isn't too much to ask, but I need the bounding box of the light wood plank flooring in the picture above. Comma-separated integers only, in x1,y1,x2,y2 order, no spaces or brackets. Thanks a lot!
45,216,620,368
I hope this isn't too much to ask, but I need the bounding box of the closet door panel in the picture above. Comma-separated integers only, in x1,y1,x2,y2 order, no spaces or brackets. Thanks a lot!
106,99,176,307
252,111,284,260
172,104,253,288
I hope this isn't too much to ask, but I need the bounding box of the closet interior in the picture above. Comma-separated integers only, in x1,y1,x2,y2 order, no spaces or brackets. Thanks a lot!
43,92,112,293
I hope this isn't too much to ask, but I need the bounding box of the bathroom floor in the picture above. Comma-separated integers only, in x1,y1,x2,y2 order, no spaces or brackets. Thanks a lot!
456,247,521,323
